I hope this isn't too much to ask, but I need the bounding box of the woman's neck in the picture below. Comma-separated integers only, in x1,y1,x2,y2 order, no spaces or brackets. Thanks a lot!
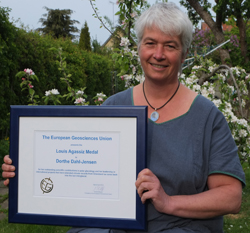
143,78,180,101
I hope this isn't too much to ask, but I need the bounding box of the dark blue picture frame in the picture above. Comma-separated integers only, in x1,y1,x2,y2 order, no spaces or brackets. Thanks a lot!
9,105,147,230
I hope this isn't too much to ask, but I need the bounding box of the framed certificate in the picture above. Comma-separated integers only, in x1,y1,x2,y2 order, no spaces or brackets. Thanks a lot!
9,105,147,230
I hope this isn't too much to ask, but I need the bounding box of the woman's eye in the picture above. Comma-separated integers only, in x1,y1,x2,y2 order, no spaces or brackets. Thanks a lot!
167,45,175,49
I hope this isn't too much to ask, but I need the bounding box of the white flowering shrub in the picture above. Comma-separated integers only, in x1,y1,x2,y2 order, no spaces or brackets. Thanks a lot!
180,57,250,164
112,37,144,88
16,68,39,105
93,92,107,105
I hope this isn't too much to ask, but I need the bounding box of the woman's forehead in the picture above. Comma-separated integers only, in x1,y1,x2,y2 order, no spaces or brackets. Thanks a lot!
142,27,181,42
142,25,179,38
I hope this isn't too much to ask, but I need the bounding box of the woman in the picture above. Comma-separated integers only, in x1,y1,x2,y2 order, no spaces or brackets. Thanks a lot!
2,2,245,233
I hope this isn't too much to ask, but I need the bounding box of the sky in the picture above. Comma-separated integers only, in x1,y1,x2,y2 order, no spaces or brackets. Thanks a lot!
0,0,213,45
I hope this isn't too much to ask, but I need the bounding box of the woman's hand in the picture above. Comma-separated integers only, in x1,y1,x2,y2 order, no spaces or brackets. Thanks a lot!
136,169,243,219
2,155,15,186
135,168,171,214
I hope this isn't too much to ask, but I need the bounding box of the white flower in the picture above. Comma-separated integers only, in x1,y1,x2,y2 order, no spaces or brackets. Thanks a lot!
242,88,248,95
231,67,240,76
135,75,145,83
208,66,216,72
231,114,238,123
131,50,138,57
123,47,130,53
74,97,86,105
76,90,84,95
192,65,201,70
213,99,222,108
201,89,209,98
96,93,106,98
51,89,60,95
185,78,193,85
218,74,226,82
239,129,248,138
193,84,201,92
24,68,35,75
237,119,248,127
228,85,234,93
180,74,186,79
45,89,60,96
208,86,215,95
120,37,130,47
203,81,209,86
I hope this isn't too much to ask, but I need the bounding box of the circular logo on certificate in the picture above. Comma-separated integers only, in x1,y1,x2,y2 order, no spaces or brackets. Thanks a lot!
40,178,53,194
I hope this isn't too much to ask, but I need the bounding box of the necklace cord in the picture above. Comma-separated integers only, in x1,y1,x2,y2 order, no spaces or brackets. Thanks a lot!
143,81,180,111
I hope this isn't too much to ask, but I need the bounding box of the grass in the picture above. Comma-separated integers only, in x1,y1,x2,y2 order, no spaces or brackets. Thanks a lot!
0,218,71,233
0,165,249,233
223,164,250,233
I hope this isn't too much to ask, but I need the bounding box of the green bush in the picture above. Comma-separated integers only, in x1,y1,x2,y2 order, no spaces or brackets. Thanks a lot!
0,138,9,180
0,6,115,139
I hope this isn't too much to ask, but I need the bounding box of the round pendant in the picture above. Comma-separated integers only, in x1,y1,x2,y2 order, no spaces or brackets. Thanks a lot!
150,111,159,122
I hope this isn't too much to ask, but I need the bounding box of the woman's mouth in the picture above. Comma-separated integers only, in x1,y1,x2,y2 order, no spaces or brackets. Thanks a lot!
150,63,167,68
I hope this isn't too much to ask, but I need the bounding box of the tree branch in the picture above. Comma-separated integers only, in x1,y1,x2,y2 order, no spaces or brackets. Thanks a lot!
89,0,117,37
199,65,244,118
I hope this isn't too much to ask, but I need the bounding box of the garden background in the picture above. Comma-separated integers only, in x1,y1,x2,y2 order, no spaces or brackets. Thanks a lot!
1,0,250,232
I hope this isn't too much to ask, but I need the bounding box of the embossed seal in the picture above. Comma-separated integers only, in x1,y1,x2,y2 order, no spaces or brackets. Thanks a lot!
40,177,53,194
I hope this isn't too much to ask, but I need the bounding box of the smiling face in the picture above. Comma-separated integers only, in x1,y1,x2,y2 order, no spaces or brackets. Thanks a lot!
138,26,186,83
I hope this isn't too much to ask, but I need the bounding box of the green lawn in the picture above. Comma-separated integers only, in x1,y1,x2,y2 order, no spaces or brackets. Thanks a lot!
223,165,250,233
0,218,70,233
0,165,249,233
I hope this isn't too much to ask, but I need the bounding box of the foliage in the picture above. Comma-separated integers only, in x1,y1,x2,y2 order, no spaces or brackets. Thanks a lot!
79,21,92,51
190,24,250,72
0,5,115,138
115,0,149,41
112,37,144,87
12,30,88,105
0,6,19,138
37,7,80,39
0,138,9,180
180,56,250,164
180,0,250,65
213,0,250,24
93,93,107,105
179,0,212,27
214,0,250,65
91,37,104,54
190,28,216,55
90,0,149,43
16,69,40,105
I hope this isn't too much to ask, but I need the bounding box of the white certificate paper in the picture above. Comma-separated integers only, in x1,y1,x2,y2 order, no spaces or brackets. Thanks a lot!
18,117,137,219
34,130,120,199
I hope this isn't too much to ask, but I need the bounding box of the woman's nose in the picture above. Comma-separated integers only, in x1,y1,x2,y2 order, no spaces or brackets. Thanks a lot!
153,45,165,60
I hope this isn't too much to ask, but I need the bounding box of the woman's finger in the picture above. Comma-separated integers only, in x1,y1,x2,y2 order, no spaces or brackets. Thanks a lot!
2,163,15,172
2,171,15,179
3,179,10,186
3,155,12,165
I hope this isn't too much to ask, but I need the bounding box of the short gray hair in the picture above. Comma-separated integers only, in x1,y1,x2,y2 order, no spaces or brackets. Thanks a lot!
135,2,193,54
